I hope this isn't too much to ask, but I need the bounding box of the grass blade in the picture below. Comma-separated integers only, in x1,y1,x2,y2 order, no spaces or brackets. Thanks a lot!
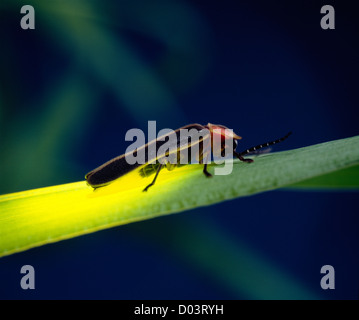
287,164,359,190
0,135,358,258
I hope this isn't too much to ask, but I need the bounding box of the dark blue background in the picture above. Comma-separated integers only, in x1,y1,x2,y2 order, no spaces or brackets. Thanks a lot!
0,0,358,299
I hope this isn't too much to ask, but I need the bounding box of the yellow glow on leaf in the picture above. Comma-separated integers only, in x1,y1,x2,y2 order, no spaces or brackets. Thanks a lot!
0,164,200,258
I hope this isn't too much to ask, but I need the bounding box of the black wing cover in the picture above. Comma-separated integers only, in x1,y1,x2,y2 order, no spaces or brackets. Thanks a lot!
85,124,205,187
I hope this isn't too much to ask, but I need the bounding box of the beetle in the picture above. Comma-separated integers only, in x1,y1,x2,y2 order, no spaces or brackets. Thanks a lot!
85,123,291,192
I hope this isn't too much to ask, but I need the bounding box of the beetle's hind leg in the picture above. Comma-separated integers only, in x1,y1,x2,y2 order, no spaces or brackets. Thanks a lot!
143,163,164,192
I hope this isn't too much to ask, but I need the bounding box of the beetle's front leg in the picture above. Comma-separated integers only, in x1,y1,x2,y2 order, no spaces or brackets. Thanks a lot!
234,151,254,163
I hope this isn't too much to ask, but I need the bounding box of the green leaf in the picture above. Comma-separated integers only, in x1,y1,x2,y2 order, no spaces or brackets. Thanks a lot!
0,135,358,258
287,164,359,190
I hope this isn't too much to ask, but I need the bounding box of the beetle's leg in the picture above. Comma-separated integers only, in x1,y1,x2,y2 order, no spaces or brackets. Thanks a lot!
203,163,212,177
234,151,254,163
202,152,212,177
143,163,164,192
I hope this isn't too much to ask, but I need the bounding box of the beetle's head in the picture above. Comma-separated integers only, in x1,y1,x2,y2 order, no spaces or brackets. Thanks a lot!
205,123,241,157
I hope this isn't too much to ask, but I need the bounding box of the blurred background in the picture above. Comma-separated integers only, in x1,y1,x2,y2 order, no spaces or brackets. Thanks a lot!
0,0,358,299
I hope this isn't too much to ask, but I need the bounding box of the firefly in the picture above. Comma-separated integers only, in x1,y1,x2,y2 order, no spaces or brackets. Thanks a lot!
85,123,291,192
